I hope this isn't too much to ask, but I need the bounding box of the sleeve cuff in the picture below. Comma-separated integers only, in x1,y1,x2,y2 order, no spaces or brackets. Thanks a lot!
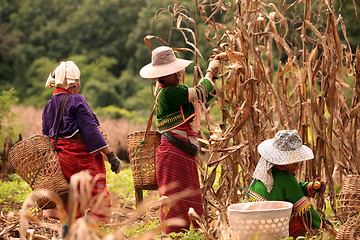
203,77,215,87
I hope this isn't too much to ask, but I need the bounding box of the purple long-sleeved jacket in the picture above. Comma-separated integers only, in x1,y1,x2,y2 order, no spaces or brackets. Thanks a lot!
42,92,108,153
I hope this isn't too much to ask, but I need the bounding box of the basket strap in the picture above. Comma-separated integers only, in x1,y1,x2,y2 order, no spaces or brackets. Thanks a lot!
54,93,70,147
136,89,160,189
30,93,70,188
143,89,160,138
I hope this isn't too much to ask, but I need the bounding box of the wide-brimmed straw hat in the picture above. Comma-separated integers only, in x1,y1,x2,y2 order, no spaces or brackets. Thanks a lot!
139,46,193,79
258,130,314,165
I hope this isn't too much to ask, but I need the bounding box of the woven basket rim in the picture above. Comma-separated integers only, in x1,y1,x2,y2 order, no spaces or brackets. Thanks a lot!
11,134,51,148
127,130,160,137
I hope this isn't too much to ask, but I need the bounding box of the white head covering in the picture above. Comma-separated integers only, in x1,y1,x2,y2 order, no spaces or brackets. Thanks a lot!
139,46,192,79
253,130,314,192
45,61,81,89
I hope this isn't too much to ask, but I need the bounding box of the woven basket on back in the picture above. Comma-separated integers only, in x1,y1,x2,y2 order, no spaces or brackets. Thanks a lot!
337,174,360,222
9,134,69,209
127,131,160,190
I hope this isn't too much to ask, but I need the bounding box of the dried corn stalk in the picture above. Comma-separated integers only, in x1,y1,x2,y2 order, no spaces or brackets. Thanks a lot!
149,0,359,238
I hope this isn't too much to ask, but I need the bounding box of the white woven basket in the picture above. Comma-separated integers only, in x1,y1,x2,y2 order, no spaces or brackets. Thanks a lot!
227,201,293,240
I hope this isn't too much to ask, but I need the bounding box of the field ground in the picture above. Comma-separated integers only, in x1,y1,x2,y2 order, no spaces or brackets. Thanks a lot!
0,164,162,239
0,164,341,240
0,106,350,239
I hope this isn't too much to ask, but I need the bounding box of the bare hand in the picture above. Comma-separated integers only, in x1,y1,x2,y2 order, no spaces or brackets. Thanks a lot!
206,59,221,76
312,177,326,193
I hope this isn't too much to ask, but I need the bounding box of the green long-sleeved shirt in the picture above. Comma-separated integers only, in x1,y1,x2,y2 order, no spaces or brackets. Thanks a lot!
248,167,322,229
156,78,214,132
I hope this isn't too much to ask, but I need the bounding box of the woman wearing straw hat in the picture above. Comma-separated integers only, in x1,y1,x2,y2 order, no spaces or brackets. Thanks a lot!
246,130,327,238
42,61,122,237
140,46,221,234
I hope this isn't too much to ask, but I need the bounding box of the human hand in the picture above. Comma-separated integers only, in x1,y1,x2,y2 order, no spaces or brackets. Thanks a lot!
310,177,326,194
213,52,229,61
206,59,221,76
106,152,121,174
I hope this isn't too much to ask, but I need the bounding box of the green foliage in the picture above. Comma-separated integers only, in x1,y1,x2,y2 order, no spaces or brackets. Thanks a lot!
163,225,206,240
335,1,360,49
0,88,18,149
94,105,134,120
0,0,358,119
71,55,121,108
125,0,173,73
24,57,57,107
122,219,159,238
103,164,157,238
0,174,31,211
123,86,154,111
106,164,138,207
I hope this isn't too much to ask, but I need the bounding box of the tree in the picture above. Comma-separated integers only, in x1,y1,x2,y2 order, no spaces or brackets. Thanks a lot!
23,57,57,108
0,0,359,116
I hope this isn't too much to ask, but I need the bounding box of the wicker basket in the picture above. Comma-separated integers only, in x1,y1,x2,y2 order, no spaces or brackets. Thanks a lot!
336,215,360,240
127,131,161,190
227,201,293,240
337,175,360,222
9,134,69,209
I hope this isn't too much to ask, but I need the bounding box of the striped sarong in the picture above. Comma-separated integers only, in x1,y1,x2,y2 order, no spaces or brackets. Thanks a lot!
56,139,111,222
156,127,203,234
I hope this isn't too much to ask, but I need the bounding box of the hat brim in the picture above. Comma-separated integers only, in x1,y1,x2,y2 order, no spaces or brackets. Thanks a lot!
258,139,314,165
139,59,193,79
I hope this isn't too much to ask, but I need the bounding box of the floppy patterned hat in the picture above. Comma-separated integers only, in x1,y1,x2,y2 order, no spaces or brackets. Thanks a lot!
139,46,193,79
257,130,314,165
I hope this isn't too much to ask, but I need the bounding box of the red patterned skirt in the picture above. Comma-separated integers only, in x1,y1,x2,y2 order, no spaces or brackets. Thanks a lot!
156,127,203,234
56,139,111,222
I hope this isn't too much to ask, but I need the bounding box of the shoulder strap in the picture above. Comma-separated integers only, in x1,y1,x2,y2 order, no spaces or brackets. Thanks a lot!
54,93,70,146
144,89,160,137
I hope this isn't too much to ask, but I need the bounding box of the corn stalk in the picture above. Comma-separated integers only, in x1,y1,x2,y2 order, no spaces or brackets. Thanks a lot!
150,0,359,238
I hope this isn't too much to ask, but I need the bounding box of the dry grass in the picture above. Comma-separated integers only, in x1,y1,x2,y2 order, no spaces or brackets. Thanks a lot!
12,105,43,139
99,118,145,160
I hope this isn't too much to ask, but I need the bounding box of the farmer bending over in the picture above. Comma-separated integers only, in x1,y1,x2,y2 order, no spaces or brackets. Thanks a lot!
245,130,327,238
